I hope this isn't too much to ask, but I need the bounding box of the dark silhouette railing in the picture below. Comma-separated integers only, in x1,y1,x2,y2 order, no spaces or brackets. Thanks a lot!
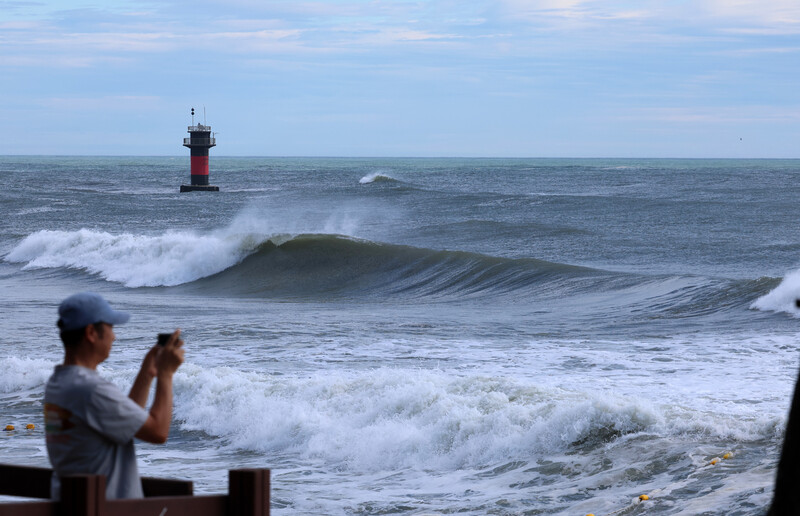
0,464,269,516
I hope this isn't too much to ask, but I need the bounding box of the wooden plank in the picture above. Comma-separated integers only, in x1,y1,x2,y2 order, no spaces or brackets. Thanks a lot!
0,501,57,516
0,465,193,499
141,476,193,497
0,493,227,516
0,464,52,499
102,495,227,516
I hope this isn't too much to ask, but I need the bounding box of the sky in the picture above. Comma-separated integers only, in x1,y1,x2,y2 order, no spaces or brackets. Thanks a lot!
1,0,799,157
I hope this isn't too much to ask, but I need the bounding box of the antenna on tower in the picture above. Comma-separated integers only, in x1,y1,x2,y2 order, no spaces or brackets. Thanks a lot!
203,106,207,126
191,107,195,126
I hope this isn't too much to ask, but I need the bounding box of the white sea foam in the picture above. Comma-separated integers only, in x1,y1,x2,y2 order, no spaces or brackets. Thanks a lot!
5,228,261,287
170,364,775,474
0,357,54,393
15,206,59,216
751,269,800,315
225,205,360,240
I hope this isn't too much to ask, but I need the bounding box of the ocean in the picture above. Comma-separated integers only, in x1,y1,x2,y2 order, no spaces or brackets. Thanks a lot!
2,156,800,515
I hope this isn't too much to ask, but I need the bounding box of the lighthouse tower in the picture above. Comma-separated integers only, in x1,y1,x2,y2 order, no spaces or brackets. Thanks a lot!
181,108,219,192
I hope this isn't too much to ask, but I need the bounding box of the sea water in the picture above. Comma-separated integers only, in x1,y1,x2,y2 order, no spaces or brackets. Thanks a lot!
2,156,800,514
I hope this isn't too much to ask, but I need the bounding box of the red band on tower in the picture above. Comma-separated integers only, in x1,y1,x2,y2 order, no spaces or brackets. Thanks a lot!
191,156,210,176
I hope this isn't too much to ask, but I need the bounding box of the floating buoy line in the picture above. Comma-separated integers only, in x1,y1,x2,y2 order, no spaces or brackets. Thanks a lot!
585,494,650,516
585,451,733,516
4,423,36,431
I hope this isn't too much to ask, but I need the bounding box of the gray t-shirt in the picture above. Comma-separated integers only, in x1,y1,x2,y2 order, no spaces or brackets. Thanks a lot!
44,365,148,500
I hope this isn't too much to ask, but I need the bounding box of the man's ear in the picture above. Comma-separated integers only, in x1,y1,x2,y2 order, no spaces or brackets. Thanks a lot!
83,324,98,344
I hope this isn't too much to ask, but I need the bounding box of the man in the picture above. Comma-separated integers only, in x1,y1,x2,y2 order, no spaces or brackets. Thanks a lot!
44,292,184,500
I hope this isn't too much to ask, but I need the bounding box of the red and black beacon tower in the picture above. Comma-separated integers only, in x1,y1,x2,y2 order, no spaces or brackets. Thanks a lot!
181,108,218,192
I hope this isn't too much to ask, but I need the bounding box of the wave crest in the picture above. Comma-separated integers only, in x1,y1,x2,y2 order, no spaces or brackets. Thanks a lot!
359,172,399,184
750,269,800,315
5,228,262,287
5,226,773,311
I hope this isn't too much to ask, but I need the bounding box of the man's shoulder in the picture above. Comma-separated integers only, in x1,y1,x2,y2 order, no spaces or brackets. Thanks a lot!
45,365,140,425
45,366,111,404
48,365,103,387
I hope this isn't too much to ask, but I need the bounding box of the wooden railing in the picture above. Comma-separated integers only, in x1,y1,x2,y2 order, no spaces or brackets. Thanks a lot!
0,464,269,516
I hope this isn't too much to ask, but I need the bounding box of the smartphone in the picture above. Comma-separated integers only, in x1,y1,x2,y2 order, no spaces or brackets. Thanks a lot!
157,333,172,346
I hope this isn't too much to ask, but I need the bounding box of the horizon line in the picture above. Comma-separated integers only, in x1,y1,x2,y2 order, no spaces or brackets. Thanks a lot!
1,154,799,160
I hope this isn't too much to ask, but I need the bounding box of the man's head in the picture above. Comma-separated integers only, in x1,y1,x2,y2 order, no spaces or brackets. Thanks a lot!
57,293,129,349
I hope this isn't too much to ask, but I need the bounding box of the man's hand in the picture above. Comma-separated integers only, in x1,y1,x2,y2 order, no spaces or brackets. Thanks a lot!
129,334,175,407
156,329,184,377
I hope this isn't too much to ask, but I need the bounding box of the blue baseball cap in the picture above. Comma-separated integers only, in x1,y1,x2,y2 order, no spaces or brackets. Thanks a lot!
57,292,130,331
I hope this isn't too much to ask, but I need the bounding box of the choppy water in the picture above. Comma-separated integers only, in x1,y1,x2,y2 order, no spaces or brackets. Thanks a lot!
3,156,800,514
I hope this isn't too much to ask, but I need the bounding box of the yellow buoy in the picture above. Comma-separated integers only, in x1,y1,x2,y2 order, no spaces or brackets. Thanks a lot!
723,452,732,460
710,458,719,465
4,425,14,431
639,494,649,501
26,424,35,430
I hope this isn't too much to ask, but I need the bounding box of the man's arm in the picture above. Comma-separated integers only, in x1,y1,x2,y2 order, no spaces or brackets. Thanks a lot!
129,346,159,408
135,330,184,444
135,373,175,444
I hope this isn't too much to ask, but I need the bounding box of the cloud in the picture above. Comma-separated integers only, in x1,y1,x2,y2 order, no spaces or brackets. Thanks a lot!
39,31,179,52
701,0,800,26
623,106,800,124
40,95,164,110
0,20,42,29
497,0,800,34
340,27,463,49
498,0,655,23
715,46,800,56
201,29,306,53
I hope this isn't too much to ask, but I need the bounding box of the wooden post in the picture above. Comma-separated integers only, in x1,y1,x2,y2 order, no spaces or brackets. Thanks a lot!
59,475,105,516
228,469,270,516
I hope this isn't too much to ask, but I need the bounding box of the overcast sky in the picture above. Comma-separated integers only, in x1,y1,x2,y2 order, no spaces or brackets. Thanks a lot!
1,0,799,157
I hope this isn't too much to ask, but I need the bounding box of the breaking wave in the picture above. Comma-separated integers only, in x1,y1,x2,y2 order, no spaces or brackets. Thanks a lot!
5,227,773,311
359,172,400,184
